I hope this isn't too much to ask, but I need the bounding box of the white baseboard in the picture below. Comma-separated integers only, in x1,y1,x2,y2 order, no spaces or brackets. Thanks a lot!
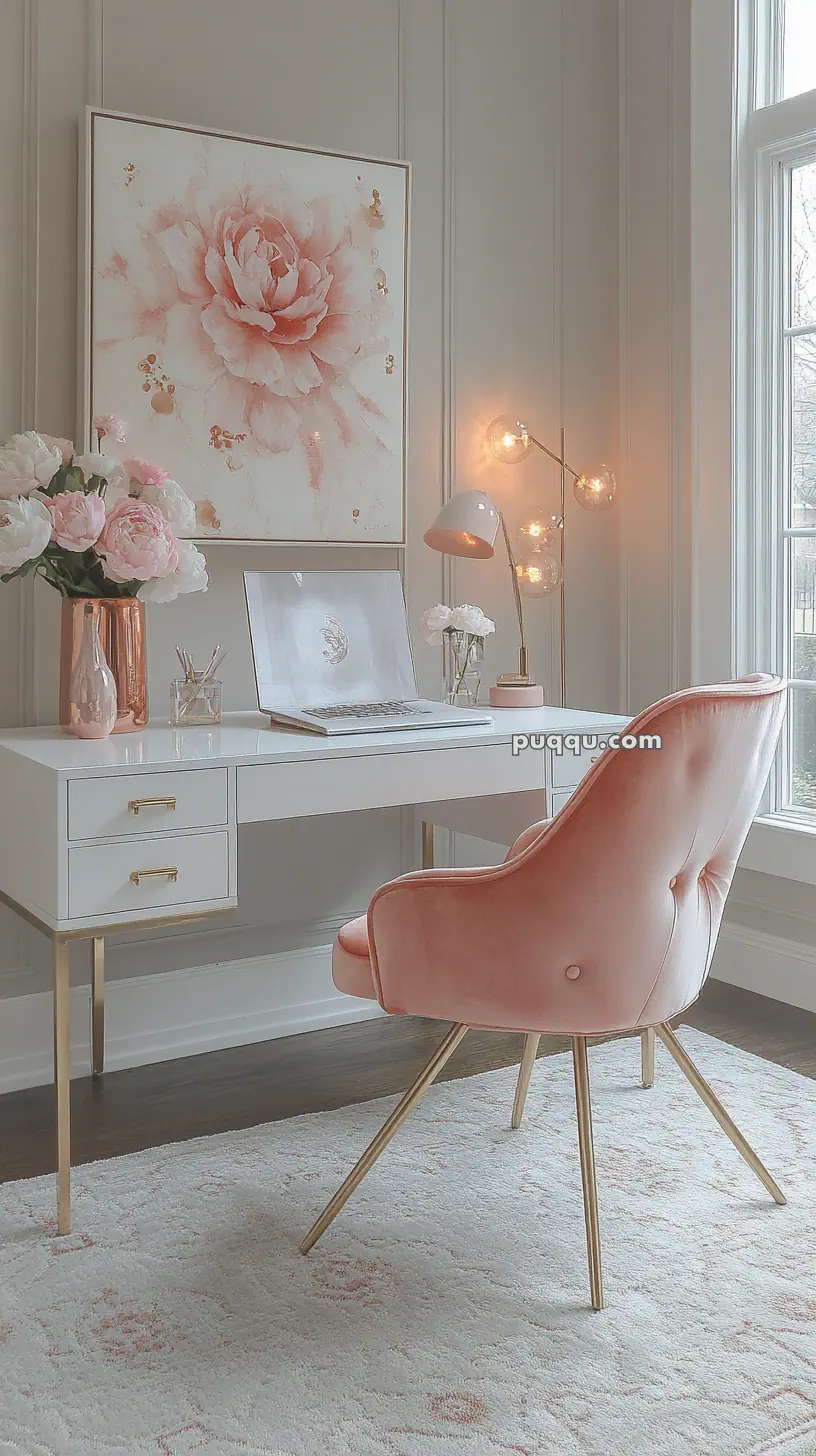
0,944,383,1094
711,921,816,1014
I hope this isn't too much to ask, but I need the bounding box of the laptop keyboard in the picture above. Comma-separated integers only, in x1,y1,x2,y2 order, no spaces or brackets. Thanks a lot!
304,701,433,720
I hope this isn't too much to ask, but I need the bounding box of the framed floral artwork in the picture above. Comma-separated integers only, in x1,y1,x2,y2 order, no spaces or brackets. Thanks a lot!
82,109,409,544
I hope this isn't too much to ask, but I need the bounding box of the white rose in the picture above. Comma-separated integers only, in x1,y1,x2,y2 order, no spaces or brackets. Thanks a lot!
138,541,208,604
420,603,454,645
0,431,63,498
0,494,52,573
75,452,116,481
140,479,197,535
450,603,495,637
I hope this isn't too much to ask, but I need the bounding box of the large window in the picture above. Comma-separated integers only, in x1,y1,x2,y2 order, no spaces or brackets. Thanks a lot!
741,0,816,820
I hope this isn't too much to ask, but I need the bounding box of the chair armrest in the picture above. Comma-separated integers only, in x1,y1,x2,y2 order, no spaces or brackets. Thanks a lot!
505,818,551,860
367,858,546,1024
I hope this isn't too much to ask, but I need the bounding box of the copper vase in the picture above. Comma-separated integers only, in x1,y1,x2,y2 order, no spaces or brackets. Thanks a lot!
60,598,148,734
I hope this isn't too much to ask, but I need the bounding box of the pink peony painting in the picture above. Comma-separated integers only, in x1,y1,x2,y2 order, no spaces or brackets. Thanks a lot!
85,111,408,543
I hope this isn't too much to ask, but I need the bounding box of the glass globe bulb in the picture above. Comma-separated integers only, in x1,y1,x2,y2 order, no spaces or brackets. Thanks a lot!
518,509,563,548
516,553,561,597
486,415,531,464
573,464,616,512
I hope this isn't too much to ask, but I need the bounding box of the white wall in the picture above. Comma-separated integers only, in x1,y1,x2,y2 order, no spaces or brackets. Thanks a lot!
0,0,621,1048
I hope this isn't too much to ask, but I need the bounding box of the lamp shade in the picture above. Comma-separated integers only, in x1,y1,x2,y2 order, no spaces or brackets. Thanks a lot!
423,490,500,559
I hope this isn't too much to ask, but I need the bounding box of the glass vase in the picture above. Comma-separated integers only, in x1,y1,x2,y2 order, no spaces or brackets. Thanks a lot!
60,598,148,733
446,631,484,706
68,602,117,739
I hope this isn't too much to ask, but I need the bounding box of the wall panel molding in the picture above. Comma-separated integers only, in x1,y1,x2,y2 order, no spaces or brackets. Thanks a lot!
18,0,40,732
617,0,631,712
86,0,104,106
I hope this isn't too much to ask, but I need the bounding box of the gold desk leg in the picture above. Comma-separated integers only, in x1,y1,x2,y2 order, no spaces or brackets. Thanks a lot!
512,1033,541,1129
53,937,71,1235
656,1023,786,1205
91,936,105,1077
572,1035,604,1311
421,820,434,870
301,1021,468,1255
641,1026,655,1089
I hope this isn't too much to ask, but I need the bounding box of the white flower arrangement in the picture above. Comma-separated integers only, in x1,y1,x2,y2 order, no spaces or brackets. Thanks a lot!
420,602,495,705
420,602,496,645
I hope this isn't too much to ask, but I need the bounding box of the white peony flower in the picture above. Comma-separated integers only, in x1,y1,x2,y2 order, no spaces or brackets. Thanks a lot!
0,494,52,573
450,603,495,637
0,431,63,498
140,479,197,535
40,434,74,464
138,541,208,604
420,603,454,645
75,452,116,481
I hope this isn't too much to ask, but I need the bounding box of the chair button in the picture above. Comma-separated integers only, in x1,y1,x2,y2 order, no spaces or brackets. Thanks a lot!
669,876,677,889
565,964,581,980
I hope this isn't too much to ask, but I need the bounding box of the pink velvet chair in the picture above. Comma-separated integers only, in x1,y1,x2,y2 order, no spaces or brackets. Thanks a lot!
301,676,788,1310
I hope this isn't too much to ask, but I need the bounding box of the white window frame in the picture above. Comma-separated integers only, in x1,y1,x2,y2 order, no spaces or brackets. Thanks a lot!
733,0,816,880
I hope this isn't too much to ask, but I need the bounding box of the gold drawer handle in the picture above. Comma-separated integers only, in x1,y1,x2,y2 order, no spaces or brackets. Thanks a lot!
130,866,179,886
128,796,177,816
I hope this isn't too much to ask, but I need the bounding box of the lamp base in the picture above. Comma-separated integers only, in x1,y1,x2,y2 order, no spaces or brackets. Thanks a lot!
489,682,545,708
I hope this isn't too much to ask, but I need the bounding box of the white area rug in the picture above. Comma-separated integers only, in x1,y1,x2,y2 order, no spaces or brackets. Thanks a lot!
0,1030,813,1456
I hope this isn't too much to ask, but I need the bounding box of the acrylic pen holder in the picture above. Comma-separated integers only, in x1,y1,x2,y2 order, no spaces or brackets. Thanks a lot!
170,676,223,727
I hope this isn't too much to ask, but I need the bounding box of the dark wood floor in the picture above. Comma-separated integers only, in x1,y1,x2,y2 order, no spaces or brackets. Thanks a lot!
1,979,814,1184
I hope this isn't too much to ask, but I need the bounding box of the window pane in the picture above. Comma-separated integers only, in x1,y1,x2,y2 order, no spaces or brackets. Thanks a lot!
791,164,816,327
783,0,816,100
791,335,816,523
792,539,816,675
789,689,816,809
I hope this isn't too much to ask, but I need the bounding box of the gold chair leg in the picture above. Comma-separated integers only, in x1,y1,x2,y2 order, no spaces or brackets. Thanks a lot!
421,819,434,869
91,936,105,1077
53,937,71,1235
641,1026,655,1088
512,1033,541,1129
572,1035,603,1311
656,1023,786,1205
301,1021,468,1255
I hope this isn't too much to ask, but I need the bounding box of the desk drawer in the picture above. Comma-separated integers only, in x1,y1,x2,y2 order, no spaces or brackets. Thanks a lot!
68,830,229,919
237,742,543,823
68,768,228,841
551,744,604,789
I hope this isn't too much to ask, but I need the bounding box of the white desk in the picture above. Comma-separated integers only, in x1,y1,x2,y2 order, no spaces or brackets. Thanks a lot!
0,705,627,1230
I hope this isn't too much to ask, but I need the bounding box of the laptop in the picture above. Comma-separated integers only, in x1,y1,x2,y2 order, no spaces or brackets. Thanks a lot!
244,569,494,735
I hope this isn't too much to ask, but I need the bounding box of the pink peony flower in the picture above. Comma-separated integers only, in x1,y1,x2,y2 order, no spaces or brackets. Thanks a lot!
45,490,106,552
102,178,390,487
98,497,178,583
124,458,173,489
94,414,127,443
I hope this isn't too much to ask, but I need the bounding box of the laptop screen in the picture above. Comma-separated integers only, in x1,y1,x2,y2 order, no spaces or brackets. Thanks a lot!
244,570,418,712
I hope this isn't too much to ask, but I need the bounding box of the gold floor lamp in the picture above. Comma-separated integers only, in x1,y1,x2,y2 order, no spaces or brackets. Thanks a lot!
425,417,616,707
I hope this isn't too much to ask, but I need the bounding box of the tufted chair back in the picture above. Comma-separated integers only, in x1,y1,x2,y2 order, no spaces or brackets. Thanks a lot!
367,676,787,1034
